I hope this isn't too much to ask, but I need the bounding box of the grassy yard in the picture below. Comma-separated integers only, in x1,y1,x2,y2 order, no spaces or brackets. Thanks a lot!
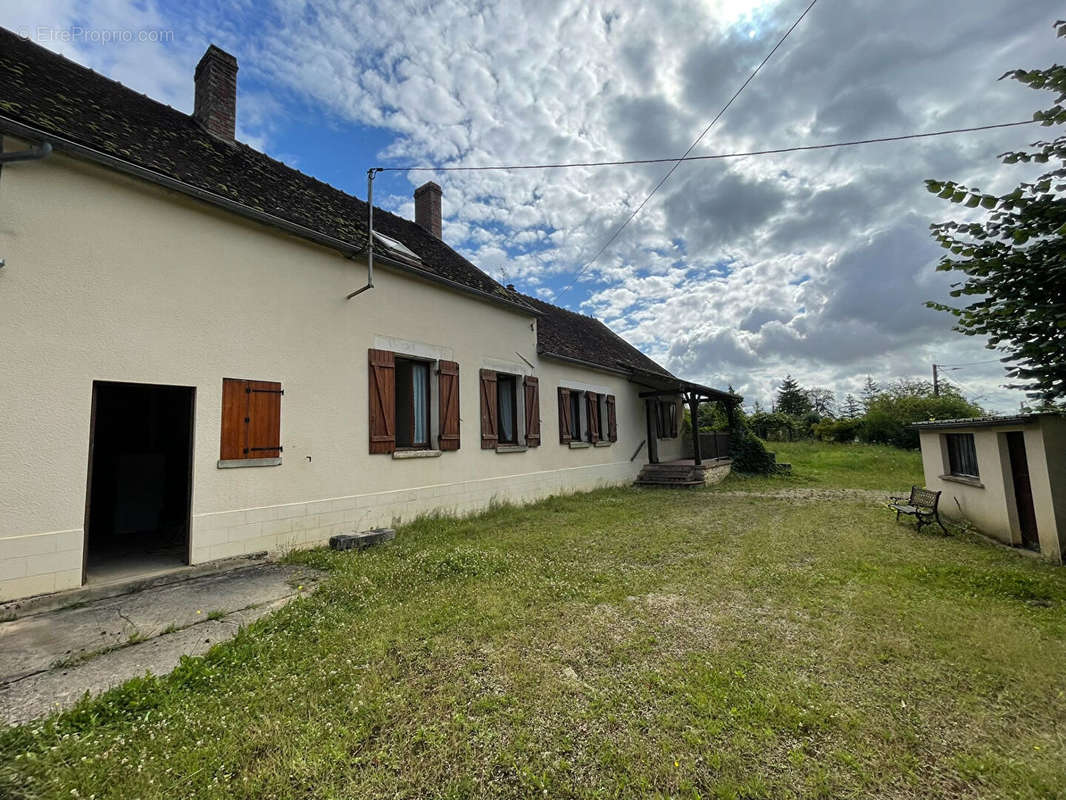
720,440,925,491
4,445,1066,799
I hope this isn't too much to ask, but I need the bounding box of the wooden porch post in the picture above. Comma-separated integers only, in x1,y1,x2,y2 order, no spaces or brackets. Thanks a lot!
645,399,659,464
725,399,738,457
688,393,702,466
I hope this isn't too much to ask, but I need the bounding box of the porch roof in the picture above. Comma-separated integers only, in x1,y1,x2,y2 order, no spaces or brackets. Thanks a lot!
628,366,737,404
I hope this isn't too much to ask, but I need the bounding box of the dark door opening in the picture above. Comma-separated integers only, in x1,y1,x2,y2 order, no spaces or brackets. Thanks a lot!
84,381,194,582
1006,431,1039,551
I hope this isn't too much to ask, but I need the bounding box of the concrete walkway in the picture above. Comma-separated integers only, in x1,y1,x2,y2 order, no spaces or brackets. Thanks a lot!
0,562,321,725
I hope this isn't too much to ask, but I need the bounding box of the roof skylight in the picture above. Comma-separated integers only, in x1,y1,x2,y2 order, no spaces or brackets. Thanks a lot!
373,231,421,263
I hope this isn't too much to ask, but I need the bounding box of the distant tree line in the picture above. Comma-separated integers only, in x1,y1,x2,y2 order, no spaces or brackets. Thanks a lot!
699,374,985,450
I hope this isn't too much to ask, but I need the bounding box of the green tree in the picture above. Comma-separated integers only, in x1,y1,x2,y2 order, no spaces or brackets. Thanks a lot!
861,380,983,449
860,376,881,411
776,375,811,416
841,393,862,418
805,387,836,417
926,20,1066,401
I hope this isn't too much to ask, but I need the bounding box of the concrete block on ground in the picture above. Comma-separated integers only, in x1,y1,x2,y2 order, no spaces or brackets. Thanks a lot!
329,528,397,551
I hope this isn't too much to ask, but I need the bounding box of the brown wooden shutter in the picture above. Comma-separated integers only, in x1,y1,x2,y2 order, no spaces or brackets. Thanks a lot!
220,378,246,460
220,378,282,459
368,349,396,454
246,380,282,457
479,369,498,449
606,394,617,442
587,391,600,443
438,360,460,451
558,387,572,444
523,376,540,447
670,397,680,439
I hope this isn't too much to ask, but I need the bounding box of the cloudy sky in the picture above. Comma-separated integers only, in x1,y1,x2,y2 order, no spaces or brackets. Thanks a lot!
5,0,1062,412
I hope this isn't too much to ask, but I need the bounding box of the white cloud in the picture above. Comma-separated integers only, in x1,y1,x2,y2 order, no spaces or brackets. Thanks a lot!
7,0,1062,413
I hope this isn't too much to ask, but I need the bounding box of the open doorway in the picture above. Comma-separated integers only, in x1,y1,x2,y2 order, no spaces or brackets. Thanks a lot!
84,381,195,583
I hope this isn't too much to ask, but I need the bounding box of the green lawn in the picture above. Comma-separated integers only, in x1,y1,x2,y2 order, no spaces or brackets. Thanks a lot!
4,445,1066,799
720,440,925,491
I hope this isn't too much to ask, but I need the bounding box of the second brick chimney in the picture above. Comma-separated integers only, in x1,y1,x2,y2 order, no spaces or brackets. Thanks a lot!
414,181,442,239
194,44,238,140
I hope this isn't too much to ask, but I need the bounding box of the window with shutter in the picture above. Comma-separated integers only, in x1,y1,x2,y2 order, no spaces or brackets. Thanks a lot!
558,387,572,444
569,391,582,440
587,391,600,444
395,357,431,449
606,394,617,442
480,369,498,449
368,349,396,454
524,376,540,447
438,360,460,451
220,378,282,463
497,374,518,444
655,397,680,439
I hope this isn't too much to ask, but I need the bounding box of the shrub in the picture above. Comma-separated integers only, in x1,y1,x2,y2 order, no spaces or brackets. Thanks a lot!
813,418,863,443
748,411,800,441
730,430,778,474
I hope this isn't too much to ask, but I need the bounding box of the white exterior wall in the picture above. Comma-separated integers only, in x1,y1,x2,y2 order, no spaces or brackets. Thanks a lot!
0,145,679,600
919,418,1065,562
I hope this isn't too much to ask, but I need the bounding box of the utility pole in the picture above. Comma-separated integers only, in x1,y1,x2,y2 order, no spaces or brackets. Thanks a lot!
932,364,940,397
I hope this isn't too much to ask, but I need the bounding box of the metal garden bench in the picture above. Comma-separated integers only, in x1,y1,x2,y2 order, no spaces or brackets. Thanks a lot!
889,486,947,533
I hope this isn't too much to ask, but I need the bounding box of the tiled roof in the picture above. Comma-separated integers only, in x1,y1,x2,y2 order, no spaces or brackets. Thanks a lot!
513,291,676,379
0,27,515,305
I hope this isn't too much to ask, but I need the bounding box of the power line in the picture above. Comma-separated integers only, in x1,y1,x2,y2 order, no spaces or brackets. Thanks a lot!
376,120,1036,174
555,0,820,299
937,358,1010,368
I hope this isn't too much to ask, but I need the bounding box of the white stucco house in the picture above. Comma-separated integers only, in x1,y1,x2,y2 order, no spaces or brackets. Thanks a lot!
914,414,1066,561
0,33,737,602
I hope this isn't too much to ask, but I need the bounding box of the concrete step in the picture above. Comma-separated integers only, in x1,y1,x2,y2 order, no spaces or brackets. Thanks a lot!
634,480,705,488
0,552,271,622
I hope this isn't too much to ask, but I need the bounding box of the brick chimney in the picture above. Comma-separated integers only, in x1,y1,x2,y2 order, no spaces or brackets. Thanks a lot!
194,45,238,140
414,181,442,239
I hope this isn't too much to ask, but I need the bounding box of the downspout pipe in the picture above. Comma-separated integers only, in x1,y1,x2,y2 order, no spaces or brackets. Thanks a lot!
0,141,52,163
346,167,381,300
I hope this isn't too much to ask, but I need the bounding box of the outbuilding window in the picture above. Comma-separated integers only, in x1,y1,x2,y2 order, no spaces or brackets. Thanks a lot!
945,433,979,478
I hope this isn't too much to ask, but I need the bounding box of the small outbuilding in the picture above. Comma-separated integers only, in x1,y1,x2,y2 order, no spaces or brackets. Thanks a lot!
913,414,1066,561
